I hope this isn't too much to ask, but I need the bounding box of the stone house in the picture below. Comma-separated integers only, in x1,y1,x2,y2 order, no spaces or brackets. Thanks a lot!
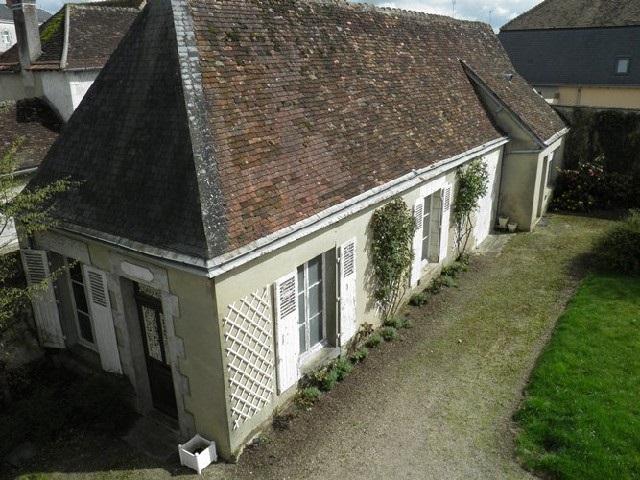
19,0,566,460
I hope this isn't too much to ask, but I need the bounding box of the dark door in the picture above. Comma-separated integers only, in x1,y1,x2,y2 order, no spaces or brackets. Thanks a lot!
134,283,178,419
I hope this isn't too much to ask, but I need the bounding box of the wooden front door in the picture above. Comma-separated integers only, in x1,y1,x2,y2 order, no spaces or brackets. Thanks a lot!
134,283,177,419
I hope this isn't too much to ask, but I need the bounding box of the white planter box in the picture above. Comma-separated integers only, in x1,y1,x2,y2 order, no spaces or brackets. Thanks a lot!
178,434,217,475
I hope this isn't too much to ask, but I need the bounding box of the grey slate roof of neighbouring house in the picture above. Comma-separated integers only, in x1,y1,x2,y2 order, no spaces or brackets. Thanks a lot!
501,0,640,30
27,0,566,262
498,0,640,87
0,0,142,71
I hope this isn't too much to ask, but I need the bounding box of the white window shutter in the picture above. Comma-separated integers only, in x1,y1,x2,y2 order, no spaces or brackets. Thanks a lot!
439,186,452,262
20,249,65,348
273,271,299,394
410,198,424,287
82,265,122,373
339,238,357,344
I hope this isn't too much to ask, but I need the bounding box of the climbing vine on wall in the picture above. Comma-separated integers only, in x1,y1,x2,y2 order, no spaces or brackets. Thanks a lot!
453,159,488,257
370,198,416,321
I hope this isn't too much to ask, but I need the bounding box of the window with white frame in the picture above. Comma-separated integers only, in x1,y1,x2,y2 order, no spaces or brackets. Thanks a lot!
1,31,10,46
296,254,324,354
67,258,96,348
421,195,433,261
615,57,630,75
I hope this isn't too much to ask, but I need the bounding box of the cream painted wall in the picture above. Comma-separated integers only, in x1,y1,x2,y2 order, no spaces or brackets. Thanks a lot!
536,84,640,110
40,70,97,121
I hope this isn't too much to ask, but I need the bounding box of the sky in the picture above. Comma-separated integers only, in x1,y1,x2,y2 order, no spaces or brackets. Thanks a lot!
37,0,545,31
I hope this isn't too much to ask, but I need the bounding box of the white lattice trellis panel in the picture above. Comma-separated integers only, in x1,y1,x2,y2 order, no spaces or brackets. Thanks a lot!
223,287,275,430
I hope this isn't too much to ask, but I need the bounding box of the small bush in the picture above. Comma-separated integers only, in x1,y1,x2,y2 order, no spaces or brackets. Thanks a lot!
379,326,398,341
384,316,405,329
316,368,339,392
425,277,443,294
402,319,414,329
295,387,321,409
440,275,458,288
365,334,383,348
333,357,352,381
592,210,640,275
349,347,369,364
408,292,428,306
441,260,468,277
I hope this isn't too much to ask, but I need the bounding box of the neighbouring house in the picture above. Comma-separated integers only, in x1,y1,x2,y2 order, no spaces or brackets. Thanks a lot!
0,0,143,121
498,0,640,110
0,3,50,53
0,98,61,250
18,0,567,460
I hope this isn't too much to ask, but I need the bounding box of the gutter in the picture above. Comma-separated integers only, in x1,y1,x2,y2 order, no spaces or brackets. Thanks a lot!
52,136,509,278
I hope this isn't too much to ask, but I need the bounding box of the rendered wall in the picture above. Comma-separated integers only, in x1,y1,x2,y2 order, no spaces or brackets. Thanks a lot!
536,84,640,110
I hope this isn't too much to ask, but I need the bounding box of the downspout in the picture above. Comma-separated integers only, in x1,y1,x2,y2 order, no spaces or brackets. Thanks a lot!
576,85,582,106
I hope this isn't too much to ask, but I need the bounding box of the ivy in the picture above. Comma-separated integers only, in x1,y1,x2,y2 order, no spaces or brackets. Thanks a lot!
453,159,488,256
369,198,416,321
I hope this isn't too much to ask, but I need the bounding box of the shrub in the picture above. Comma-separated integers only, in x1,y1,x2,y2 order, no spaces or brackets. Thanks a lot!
365,334,383,348
384,316,405,329
349,347,369,364
441,260,468,277
379,326,398,341
408,292,428,306
592,210,640,275
295,387,321,409
440,275,458,288
425,277,443,294
310,367,339,392
333,357,352,381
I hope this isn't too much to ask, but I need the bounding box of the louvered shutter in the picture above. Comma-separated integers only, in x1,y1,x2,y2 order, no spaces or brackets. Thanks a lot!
439,186,452,262
410,198,424,286
339,238,357,344
82,266,122,373
20,249,65,348
273,271,299,394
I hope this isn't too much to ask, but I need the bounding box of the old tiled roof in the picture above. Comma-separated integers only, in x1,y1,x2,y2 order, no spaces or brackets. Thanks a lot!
0,1,142,71
0,99,61,171
501,0,640,31
28,0,565,261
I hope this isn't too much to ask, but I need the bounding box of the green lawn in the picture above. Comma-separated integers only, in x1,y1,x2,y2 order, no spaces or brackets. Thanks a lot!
514,274,640,479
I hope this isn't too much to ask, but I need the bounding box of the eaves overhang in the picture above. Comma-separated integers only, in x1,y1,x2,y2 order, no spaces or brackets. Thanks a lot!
49,136,509,278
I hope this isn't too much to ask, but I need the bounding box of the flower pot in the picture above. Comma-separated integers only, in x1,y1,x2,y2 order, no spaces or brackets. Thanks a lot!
498,216,509,228
507,222,517,233
178,434,217,475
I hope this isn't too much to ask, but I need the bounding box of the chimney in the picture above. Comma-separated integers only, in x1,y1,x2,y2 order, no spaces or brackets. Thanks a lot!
8,0,41,69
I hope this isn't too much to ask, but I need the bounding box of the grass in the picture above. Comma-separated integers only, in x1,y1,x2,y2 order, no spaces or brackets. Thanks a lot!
514,274,640,479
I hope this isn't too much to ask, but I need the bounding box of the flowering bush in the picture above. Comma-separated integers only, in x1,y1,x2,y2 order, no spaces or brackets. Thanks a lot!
551,155,635,212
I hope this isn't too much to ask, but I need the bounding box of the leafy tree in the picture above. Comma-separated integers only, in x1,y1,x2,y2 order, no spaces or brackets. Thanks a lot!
370,198,416,321
0,139,70,404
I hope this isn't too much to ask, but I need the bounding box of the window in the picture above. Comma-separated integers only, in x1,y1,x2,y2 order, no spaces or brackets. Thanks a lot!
421,195,433,261
67,258,95,348
1,31,10,46
615,57,630,75
297,254,324,354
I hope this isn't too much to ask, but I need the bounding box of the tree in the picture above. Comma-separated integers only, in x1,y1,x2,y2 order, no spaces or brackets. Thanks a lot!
370,198,416,321
0,139,70,405
453,159,488,257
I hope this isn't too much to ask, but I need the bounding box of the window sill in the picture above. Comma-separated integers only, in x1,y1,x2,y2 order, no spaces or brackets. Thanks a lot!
299,346,340,375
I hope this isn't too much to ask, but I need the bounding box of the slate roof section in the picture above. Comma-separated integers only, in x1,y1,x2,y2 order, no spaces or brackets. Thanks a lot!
0,99,61,171
501,0,640,31
0,1,142,71
499,27,640,87
28,0,565,261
